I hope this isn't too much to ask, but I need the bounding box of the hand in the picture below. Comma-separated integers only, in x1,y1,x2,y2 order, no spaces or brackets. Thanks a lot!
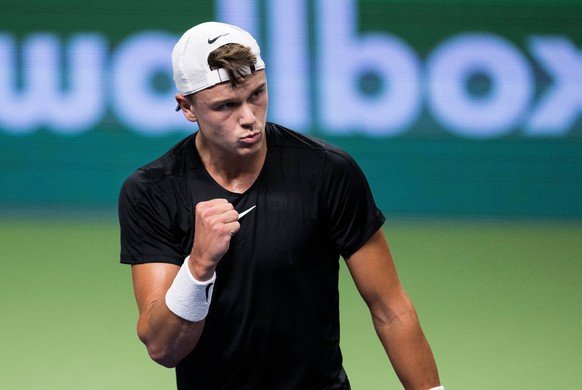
189,199,240,279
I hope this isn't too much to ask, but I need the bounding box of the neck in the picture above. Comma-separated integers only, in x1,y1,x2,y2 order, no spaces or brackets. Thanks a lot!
195,133,267,194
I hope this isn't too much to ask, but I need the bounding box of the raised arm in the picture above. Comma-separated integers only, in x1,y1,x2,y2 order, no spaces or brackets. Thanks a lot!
131,198,240,368
345,229,441,390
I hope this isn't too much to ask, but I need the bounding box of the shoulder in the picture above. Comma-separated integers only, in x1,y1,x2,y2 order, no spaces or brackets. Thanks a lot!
266,122,355,166
120,134,197,204
266,122,325,150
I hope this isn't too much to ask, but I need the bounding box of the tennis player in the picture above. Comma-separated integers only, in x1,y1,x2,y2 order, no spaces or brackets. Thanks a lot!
119,21,443,390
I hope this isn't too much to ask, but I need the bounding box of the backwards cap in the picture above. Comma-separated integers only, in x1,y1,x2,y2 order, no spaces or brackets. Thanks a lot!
172,22,266,96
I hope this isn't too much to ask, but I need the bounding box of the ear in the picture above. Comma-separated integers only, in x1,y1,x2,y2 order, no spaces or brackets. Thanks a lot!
175,94,198,123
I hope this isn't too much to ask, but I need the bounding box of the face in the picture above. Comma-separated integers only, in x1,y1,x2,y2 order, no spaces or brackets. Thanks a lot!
177,71,268,159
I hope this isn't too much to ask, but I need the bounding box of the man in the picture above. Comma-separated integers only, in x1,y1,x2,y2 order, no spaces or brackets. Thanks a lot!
119,21,443,390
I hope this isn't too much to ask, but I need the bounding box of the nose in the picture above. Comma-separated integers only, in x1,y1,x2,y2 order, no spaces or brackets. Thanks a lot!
238,102,256,128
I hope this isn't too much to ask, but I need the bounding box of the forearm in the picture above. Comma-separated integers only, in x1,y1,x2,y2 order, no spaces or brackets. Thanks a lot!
138,298,204,368
374,308,440,390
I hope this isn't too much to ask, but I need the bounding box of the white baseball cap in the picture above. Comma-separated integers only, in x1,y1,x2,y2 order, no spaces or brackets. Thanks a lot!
172,21,266,96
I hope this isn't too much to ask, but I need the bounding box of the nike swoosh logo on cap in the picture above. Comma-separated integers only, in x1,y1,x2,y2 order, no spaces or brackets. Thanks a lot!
208,33,230,44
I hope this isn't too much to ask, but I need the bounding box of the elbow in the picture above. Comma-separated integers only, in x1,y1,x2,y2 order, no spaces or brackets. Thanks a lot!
137,323,181,368
147,346,181,368
369,294,418,328
372,305,419,329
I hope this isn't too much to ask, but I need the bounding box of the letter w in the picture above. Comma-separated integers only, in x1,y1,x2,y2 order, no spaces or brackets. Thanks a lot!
0,34,107,135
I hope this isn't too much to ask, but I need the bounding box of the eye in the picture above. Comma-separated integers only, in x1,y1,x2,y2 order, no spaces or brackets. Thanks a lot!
250,88,264,101
217,101,236,110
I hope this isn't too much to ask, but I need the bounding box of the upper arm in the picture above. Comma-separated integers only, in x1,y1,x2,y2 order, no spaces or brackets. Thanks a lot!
132,262,180,317
345,229,414,323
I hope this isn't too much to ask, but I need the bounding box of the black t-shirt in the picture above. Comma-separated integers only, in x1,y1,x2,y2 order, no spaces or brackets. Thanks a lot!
119,123,385,389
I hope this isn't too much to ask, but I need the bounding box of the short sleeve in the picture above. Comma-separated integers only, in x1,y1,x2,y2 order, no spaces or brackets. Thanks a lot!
323,147,385,258
118,169,186,266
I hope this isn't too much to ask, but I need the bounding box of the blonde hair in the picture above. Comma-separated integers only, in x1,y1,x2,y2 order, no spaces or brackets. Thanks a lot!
207,43,259,89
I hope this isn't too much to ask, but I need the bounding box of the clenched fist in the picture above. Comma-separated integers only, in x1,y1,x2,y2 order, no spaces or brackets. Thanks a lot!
188,199,240,281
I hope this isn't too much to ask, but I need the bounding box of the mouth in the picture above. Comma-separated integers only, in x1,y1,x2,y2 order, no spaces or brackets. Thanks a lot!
240,132,261,145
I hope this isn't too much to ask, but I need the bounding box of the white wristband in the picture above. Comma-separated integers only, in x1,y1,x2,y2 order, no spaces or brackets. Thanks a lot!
165,256,216,322
429,387,444,390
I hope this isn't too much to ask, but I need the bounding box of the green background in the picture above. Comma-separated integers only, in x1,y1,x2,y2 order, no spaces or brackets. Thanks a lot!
1,0,582,389
1,0,581,217
1,219,581,389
